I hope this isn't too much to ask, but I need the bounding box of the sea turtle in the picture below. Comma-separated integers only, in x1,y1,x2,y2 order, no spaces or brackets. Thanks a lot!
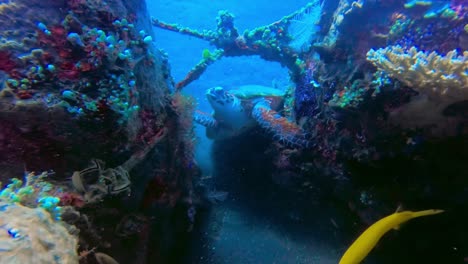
194,85,310,148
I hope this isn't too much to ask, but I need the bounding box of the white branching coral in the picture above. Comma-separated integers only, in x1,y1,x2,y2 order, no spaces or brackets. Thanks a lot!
367,45,468,103
367,45,468,134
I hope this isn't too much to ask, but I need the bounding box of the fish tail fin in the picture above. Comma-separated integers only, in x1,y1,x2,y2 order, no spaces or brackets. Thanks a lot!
411,209,444,218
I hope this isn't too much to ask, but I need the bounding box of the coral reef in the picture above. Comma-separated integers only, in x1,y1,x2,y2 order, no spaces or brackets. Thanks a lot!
0,172,63,220
0,0,167,174
367,45,467,103
0,172,78,264
157,2,467,262
0,0,466,262
367,45,467,130
0,0,198,263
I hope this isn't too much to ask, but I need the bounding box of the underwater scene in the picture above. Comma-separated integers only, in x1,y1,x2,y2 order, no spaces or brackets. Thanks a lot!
0,0,467,263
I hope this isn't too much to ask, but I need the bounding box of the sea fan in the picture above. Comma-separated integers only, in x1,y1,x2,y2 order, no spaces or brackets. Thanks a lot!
287,1,323,53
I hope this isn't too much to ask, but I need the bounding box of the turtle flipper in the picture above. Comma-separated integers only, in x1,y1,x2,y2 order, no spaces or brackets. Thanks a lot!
252,99,311,148
194,111,218,128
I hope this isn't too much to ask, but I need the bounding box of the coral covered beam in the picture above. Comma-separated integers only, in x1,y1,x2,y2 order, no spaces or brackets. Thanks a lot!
175,49,224,90
151,3,323,89
151,19,216,41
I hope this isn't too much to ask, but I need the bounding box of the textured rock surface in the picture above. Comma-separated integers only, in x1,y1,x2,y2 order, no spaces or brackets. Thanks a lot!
0,0,172,175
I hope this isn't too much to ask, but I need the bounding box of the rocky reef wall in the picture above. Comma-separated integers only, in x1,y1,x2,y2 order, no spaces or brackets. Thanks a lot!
0,0,197,263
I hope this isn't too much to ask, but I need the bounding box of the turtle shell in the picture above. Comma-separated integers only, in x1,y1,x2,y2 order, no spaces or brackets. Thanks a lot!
230,85,285,111
229,85,285,99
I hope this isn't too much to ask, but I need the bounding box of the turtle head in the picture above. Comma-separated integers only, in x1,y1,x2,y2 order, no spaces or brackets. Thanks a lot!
206,86,236,112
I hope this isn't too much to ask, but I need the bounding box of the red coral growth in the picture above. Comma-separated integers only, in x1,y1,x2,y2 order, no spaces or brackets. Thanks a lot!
136,109,161,144
0,51,17,73
51,25,67,39
58,61,80,79
258,107,302,134
37,25,67,49
78,61,93,72
41,52,56,64
16,90,34,100
36,24,78,64
8,70,23,80
58,192,85,208
0,121,69,174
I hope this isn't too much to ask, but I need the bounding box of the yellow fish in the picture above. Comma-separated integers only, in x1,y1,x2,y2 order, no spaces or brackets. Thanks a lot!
339,209,444,264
